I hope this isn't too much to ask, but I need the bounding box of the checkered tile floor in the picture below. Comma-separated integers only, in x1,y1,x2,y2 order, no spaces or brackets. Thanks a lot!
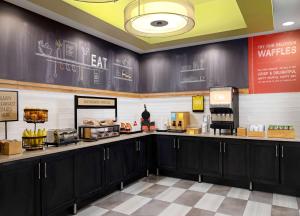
77,176,300,216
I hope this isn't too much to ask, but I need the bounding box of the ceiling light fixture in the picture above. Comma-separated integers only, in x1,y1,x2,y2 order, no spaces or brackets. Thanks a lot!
74,0,118,3
282,21,295,26
124,0,195,37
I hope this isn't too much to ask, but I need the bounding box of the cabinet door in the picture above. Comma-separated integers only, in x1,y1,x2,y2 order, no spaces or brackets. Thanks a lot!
105,142,124,186
147,135,157,173
177,137,200,174
75,146,104,200
157,135,177,171
281,143,300,187
0,159,41,216
123,139,139,180
201,138,222,177
223,139,249,181
250,141,279,184
138,137,148,173
41,151,75,215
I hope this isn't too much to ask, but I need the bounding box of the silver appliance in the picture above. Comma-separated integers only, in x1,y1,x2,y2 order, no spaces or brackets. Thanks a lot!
46,128,79,146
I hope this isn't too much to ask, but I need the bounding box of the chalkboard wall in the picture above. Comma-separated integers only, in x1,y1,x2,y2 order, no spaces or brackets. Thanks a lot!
0,1,248,94
0,1,140,93
139,39,248,93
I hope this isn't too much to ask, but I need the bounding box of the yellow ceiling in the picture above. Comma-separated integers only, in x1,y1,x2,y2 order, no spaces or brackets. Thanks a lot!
63,0,247,44
28,0,274,52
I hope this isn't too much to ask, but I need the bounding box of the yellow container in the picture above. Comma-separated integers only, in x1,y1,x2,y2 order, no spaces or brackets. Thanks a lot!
237,128,247,137
267,130,296,139
186,128,201,135
248,131,265,138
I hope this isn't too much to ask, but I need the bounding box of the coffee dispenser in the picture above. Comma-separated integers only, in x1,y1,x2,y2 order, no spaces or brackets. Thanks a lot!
209,87,239,135
169,112,190,133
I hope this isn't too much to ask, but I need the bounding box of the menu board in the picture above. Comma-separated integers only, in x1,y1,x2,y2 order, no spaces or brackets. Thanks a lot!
0,91,18,122
249,30,300,94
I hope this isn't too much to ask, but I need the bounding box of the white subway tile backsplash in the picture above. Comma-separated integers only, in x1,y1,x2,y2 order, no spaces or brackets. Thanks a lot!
0,87,299,140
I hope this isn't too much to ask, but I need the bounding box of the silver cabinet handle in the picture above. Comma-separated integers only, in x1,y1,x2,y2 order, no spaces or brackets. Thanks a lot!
38,163,41,180
224,142,226,153
107,148,110,160
219,142,222,153
276,145,278,158
44,162,47,179
173,139,176,149
103,148,106,161
281,146,284,158
177,139,180,150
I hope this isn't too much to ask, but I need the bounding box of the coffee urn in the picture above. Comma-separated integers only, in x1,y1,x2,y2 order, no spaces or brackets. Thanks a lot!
209,87,239,135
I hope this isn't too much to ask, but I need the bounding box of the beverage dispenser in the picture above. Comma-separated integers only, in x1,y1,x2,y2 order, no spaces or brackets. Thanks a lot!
169,112,190,133
209,87,239,135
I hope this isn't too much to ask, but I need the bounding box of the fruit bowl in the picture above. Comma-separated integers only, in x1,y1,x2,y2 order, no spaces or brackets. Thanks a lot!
24,108,48,123
22,128,47,151
22,136,46,150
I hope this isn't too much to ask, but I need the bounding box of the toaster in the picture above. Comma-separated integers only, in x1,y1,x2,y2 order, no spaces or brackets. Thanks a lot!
46,128,78,146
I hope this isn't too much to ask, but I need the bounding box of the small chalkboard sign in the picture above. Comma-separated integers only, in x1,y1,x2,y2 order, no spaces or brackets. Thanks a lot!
0,90,19,139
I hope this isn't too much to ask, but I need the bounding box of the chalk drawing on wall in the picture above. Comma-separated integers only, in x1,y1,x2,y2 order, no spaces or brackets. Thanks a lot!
36,39,108,85
113,58,133,82
180,58,207,84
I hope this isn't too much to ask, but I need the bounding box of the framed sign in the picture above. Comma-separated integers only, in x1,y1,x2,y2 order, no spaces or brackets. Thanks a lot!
74,95,117,129
0,91,19,122
192,95,204,112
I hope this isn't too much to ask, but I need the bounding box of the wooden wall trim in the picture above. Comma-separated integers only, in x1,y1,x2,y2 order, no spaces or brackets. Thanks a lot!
142,88,249,98
0,79,249,98
0,79,139,98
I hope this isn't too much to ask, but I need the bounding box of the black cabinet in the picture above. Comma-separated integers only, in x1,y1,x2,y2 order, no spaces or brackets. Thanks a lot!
201,138,222,177
104,142,124,186
138,137,148,174
123,137,149,179
147,135,156,173
123,139,139,180
177,136,200,174
223,139,249,181
0,159,41,216
75,146,104,201
157,135,177,171
250,141,279,185
281,143,300,187
41,151,75,216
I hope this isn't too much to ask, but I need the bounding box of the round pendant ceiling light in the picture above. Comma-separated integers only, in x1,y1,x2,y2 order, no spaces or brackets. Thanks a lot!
124,0,195,37
74,0,118,3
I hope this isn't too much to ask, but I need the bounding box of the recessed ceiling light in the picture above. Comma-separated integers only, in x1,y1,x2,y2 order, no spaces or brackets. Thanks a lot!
282,21,295,26
124,0,195,37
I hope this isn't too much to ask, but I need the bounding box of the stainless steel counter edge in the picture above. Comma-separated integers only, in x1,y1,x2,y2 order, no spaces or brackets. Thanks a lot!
1,131,299,164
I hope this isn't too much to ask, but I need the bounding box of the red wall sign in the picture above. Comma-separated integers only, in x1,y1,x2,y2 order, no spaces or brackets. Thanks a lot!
248,30,300,94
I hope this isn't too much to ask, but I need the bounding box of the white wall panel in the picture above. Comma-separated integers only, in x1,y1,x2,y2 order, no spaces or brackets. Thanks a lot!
0,88,299,140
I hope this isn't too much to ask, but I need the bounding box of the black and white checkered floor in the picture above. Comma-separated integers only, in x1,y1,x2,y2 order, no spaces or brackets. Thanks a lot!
76,176,300,216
